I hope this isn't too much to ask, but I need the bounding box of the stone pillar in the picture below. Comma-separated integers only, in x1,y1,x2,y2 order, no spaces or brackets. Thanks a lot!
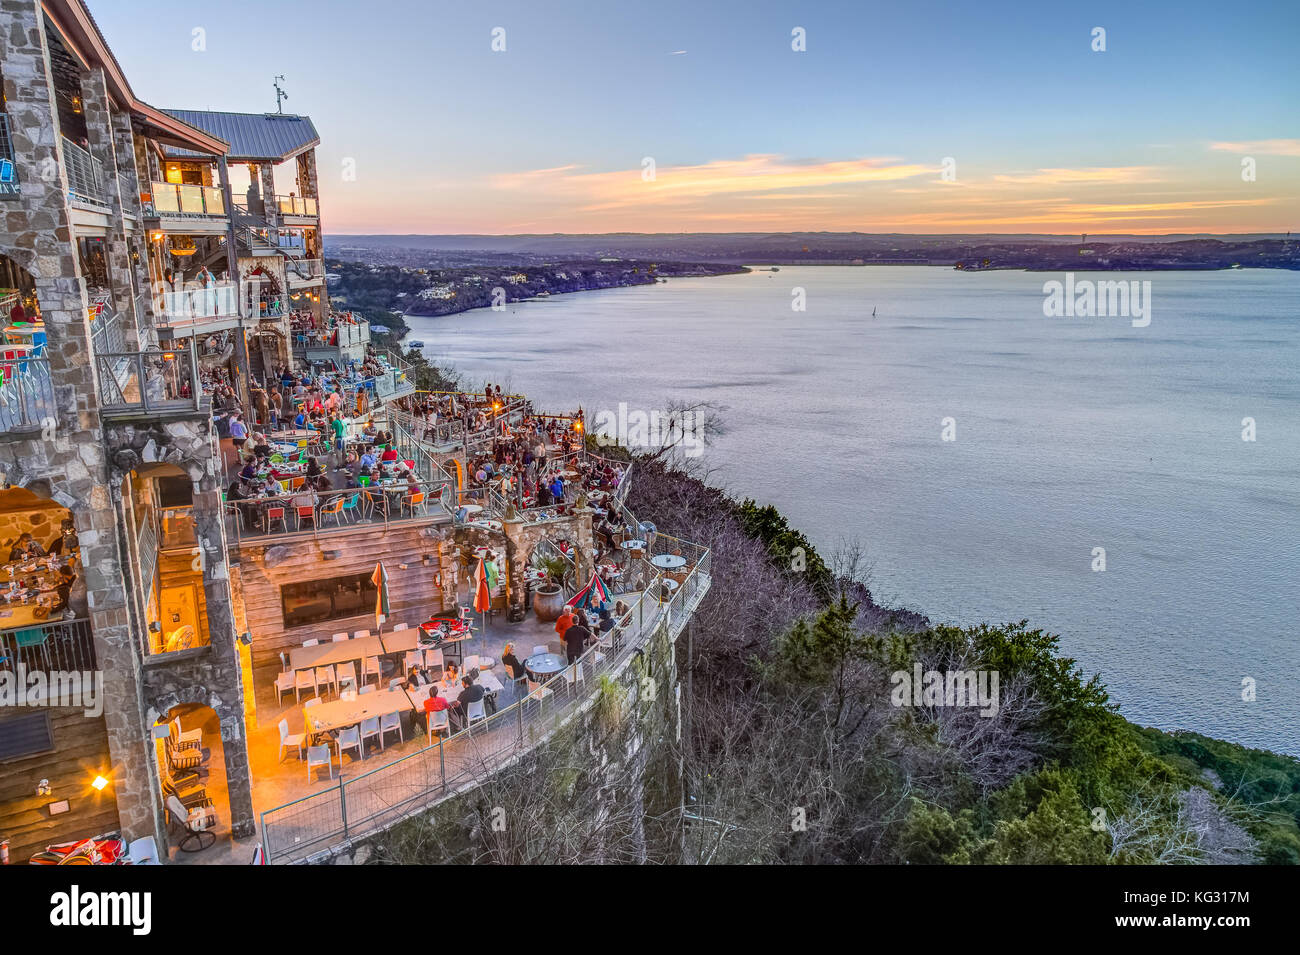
259,163,277,227
0,0,165,849
80,66,135,327
189,467,256,839
111,111,148,348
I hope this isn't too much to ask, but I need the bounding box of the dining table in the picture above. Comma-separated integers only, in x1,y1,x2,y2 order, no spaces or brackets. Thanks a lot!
304,686,415,736
524,652,567,682
650,554,687,571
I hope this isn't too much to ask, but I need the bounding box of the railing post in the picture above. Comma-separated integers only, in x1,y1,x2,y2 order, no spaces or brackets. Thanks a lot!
438,739,445,789
339,780,348,840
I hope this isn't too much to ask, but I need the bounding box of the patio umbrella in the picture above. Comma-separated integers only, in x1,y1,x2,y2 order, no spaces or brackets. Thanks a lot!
566,568,611,611
472,556,492,656
371,560,390,634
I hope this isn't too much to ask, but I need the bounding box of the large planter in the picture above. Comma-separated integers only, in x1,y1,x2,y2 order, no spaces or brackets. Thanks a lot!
532,585,566,622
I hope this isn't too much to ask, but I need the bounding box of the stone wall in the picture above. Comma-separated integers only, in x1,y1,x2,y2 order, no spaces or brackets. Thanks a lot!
0,0,159,849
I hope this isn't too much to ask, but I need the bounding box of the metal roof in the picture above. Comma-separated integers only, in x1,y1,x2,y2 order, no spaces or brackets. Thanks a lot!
160,109,320,162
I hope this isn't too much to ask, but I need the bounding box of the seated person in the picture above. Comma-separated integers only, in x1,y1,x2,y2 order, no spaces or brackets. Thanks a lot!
422,685,449,729
500,643,528,684
449,676,485,729
380,445,399,464
407,664,431,688
8,533,40,562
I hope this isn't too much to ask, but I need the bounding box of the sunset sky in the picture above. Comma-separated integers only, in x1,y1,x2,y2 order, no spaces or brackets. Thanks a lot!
94,0,1299,235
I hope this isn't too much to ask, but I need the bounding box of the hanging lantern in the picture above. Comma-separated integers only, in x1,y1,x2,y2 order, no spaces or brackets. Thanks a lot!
170,235,197,257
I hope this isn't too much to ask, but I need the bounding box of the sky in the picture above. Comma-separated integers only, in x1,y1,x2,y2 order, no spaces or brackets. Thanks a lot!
91,0,1299,235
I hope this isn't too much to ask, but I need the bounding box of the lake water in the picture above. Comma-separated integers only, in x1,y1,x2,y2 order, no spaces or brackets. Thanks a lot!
406,266,1299,755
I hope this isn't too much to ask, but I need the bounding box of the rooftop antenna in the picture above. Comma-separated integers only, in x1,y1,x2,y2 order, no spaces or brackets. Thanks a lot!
274,75,288,114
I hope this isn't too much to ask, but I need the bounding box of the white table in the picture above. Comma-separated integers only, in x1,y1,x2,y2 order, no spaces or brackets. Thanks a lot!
650,554,686,570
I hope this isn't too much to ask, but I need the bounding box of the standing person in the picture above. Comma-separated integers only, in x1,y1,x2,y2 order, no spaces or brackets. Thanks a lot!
554,606,575,646
270,387,283,430
564,617,591,664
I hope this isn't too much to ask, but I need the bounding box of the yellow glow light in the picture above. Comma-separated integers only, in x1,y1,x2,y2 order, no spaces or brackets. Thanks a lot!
91,775,109,791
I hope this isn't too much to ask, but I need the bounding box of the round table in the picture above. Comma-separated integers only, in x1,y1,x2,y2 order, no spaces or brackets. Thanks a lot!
620,539,646,552
650,554,686,571
525,652,566,681
461,504,483,516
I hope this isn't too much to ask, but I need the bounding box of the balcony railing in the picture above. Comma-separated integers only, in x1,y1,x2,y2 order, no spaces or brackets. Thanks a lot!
147,180,225,218
153,283,242,331
88,294,127,356
0,354,55,434
62,136,107,208
97,345,203,416
0,618,97,677
224,479,452,546
275,195,318,217
286,258,325,283
0,114,20,198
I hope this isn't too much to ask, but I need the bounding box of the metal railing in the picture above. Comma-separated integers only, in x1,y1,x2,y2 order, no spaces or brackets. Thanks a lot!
0,354,55,433
88,295,127,356
0,618,97,674
96,344,203,416
223,479,451,546
154,283,242,329
275,195,318,217
1,114,21,197
148,180,225,217
286,258,324,282
258,545,711,863
62,136,106,207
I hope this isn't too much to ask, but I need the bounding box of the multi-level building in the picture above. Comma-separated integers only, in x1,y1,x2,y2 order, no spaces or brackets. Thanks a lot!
0,0,708,865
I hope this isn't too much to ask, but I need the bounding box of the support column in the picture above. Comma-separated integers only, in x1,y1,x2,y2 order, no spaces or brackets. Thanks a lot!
80,66,135,335
0,0,159,848
220,156,253,402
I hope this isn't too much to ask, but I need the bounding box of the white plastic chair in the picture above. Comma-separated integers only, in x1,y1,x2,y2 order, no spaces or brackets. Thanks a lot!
331,632,349,643
466,698,487,728
363,655,382,687
303,638,320,647
463,654,480,671
336,661,358,695
531,645,549,656
127,836,161,865
564,663,586,691
427,708,450,741
379,711,403,747
359,717,382,754
278,718,305,763
403,650,423,672
315,665,337,697
306,745,333,782
424,647,444,672
336,726,363,763
390,622,409,632
275,654,296,703
294,668,315,702
359,685,376,695
353,629,370,640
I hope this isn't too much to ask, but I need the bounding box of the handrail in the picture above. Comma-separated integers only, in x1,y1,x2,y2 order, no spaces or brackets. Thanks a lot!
224,478,451,546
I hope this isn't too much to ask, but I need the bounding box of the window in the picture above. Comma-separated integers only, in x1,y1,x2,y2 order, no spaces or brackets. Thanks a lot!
0,712,55,762
281,573,377,629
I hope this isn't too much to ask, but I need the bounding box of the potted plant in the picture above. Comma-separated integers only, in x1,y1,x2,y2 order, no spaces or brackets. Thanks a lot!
531,553,569,621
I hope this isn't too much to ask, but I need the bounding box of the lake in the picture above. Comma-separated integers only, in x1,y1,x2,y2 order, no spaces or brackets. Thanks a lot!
405,266,1299,755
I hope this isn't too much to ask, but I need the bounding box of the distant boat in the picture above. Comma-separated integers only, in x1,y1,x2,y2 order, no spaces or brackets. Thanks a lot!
408,340,425,348
872,306,876,318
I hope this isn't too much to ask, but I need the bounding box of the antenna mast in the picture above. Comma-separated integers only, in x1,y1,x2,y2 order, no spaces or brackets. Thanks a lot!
274,75,288,114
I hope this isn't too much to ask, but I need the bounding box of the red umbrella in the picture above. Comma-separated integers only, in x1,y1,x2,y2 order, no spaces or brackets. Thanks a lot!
566,569,611,610
472,557,491,654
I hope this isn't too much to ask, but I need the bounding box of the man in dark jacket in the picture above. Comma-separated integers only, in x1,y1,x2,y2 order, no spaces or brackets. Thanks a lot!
451,677,486,730
564,621,592,663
